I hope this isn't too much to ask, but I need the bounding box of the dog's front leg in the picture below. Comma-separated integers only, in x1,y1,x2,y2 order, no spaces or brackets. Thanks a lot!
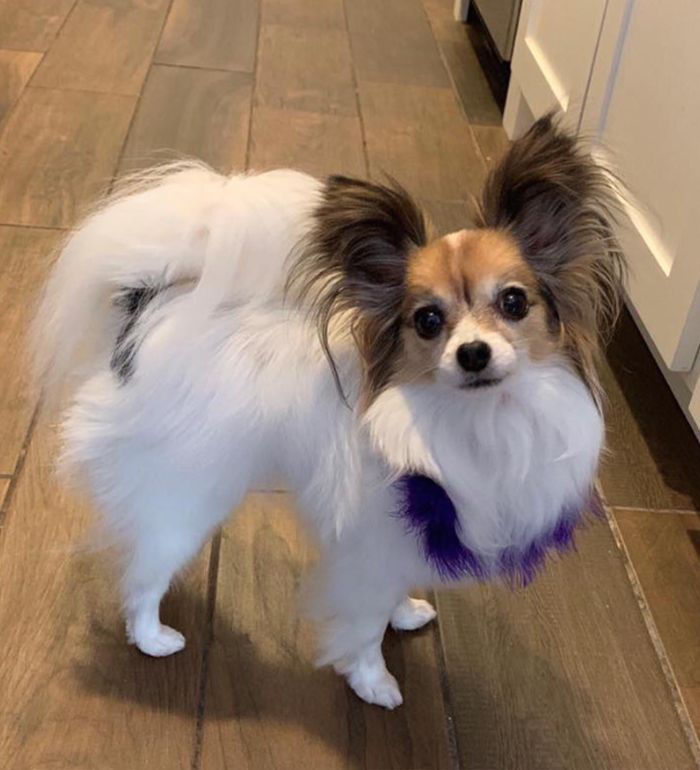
334,633,402,709
309,553,409,709
325,595,436,707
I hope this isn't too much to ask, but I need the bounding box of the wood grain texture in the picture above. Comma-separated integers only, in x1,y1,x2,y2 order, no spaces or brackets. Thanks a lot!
0,226,62,475
0,0,75,52
255,24,355,116
422,199,473,236
472,124,510,167
249,106,365,178
600,309,700,511
0,87,135,227
261,0,344,29
419,0,456,28
156,0,258,72
423,7,504,127
0,50,42,126
32,0,171,95
436,518,697,769
119,65,252,175
345,0,448,88
359,81,485,200
614,508,700,734
0,478,10,511
0,423,210,770
201,494,452,770
438,35,502,126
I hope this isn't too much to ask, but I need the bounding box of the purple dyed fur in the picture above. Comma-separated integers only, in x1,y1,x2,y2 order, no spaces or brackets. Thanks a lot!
396,474,601,586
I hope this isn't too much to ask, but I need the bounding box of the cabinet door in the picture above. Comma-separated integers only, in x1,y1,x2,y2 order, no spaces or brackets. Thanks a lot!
504,0,607,137
581,0,700,371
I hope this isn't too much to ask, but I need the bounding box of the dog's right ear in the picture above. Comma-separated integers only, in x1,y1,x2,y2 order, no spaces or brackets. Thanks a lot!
288,175,427,404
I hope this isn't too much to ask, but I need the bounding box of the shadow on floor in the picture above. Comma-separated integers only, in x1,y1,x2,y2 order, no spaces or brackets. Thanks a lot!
73,581,612,769
605,308,700,510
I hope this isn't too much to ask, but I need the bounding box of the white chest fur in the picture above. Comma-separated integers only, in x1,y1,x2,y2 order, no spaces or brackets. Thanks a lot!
364,360,603,558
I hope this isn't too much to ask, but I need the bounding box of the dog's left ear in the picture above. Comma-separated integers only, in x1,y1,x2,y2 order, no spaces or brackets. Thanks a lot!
289,175,427,404
476,113,627,403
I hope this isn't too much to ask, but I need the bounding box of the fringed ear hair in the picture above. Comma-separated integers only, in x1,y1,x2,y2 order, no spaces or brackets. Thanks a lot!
287,175,427,406
475,113,627,406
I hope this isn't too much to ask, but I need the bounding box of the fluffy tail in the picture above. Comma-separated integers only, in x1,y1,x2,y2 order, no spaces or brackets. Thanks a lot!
33,162,322,404
33,162,228,402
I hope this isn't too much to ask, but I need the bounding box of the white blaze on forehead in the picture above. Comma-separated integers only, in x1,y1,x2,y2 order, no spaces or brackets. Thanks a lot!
443,229,469,251
439,232,511,301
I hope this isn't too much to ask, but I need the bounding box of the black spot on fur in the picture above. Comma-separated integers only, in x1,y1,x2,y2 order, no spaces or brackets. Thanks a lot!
111,285,160,382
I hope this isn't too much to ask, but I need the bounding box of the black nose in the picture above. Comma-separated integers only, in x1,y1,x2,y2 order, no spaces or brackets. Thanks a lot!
456,341,491,372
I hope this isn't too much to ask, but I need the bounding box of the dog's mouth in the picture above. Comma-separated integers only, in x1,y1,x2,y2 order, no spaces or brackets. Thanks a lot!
460,377,502,390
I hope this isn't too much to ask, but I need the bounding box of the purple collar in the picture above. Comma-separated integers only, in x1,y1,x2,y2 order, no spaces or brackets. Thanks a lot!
395,474,601,586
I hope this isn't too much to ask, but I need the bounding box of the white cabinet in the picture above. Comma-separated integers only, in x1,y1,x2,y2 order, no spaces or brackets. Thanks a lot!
504,0,606,134
504,0,700,435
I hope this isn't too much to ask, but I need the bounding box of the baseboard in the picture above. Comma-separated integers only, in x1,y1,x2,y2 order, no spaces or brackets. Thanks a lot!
624,299,700,442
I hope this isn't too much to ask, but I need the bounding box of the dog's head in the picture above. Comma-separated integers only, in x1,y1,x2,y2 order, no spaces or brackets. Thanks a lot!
290,114,626,408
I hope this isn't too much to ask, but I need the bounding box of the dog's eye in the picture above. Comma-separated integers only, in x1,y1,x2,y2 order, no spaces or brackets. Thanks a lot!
413,305,444,339
498,287,529,321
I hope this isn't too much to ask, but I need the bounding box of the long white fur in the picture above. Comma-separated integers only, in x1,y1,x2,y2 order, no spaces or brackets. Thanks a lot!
35,163,604,709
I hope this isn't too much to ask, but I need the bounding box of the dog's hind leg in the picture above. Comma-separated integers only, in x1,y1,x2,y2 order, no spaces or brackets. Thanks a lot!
116,482,240,657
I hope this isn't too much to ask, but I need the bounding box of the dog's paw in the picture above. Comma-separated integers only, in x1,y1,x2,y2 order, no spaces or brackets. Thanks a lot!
130,624,186,657
390,597,437,631
347,667,404,710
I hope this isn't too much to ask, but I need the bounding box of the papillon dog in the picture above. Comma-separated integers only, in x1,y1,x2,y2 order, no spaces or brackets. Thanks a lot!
34,115,625,708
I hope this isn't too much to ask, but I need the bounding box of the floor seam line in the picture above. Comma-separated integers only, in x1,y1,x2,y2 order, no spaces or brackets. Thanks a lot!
610,504,699,516
243,3,263,172
419,1,490,174
600,485,700,767
23,0,79,92
0,222,69,232
0,403,41,528
431,590,464,770
152,59,254,76
190,529,223,770
26,83,140,98
109,0,178,187
340,0,371,178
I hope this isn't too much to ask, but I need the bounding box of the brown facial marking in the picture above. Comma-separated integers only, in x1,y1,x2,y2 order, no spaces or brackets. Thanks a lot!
408,229,527,297
397,228,560,384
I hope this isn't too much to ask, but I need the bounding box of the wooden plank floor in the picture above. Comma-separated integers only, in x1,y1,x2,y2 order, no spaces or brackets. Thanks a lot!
201,496,452,770
0,0,697,768
0,425,212,770
614,510,700,733
437,515,696,770
0,226,61,474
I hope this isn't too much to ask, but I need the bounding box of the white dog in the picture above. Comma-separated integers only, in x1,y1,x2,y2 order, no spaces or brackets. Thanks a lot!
34,115,625,708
